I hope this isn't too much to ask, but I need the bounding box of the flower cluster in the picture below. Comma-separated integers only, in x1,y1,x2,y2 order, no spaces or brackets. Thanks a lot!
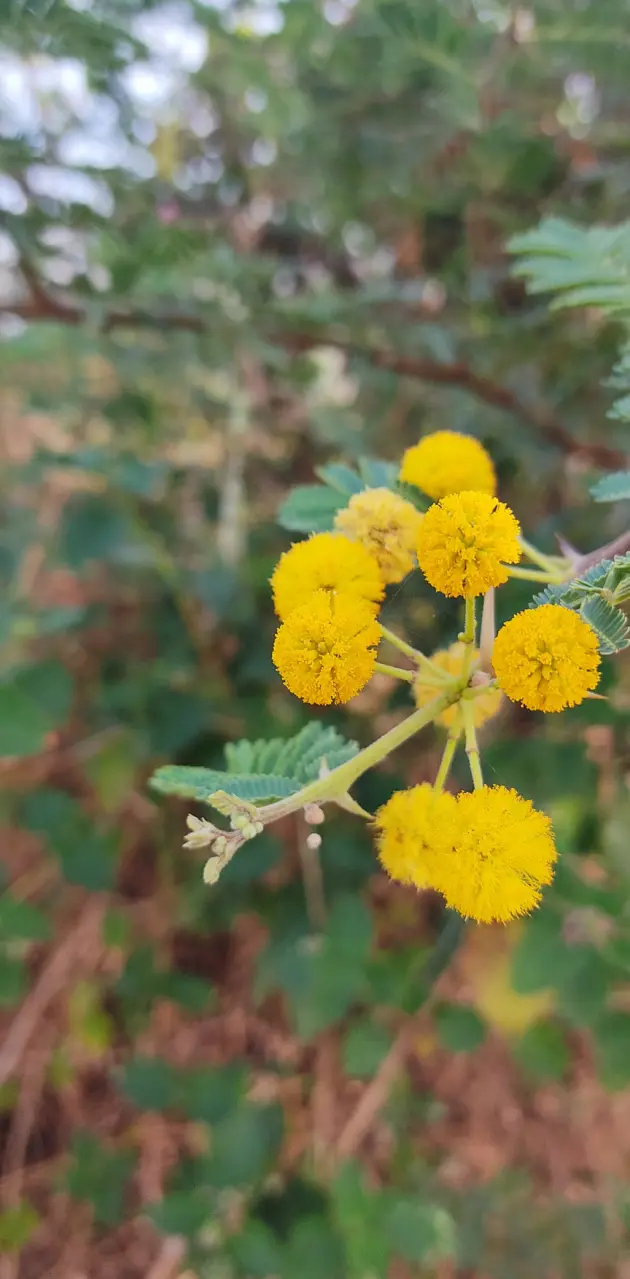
375,784,557,923
261,426,608,927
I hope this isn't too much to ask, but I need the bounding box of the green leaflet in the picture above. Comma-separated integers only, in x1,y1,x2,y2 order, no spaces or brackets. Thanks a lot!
579,596,630,655
150,768,301,804
590,470,630,503
149,722,359,806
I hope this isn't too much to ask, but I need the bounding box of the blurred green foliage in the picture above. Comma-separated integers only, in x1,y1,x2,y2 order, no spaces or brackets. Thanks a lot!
1,0,630,1275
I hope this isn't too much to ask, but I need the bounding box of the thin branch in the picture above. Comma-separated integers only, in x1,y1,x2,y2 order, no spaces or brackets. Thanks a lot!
335,912,465,1162
572,527,630,575
0,900,105,1087
7,262,626,467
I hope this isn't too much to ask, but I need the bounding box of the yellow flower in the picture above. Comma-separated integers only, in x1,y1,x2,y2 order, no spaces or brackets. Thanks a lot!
416,490,520,598
374,783,458,888
435,786,557,923
272,589,380,705
414,641,503,729
400,430,496,500
270,532,384,621
492,603,600,712
334,487,423,585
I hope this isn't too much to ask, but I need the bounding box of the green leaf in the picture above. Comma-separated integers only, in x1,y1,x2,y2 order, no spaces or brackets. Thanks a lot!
158,970,212,1014
150,765,300,803
0,1203,40,1252
150,723,358,807
511,912,576,994
590,470,630,502
120,1057,180,1112
63,1133,137,1226
343,1022,393,1078
20,787,119,890
277,485,345,532
179,1064,245,1125
147,1191,210,1239
513,1022,570,1082
0,662,72,757
145,689,209,754
358,457,399,489
331,1164,391,1279
556,947,612,1028
529,583,571,608
434,1003,486,1053
385,1197,457,1265
0,894,50,943
0,955,26,1007
205,1103,284,1188
284,1216,345,1279
59,494,133,568
219,833,282,886
225,722,359,787
229,1220,285,1277
579,595,630,654
394,480,430,512
315,463,364,495
593,1011,630,1090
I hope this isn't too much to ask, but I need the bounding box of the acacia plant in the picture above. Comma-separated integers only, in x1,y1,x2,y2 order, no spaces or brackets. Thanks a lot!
151,428,630,926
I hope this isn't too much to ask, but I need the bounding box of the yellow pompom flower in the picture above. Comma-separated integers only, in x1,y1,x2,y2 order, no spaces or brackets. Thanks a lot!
270,532,384,621
272,589,380,705
413,641,503,729
374,784,458,888
400,430,496,500
492,603,600,712
416,490,521,598
334,487,423,585
434,786,557,923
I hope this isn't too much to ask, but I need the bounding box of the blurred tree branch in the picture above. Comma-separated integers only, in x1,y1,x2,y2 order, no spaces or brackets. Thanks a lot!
5,262,624,469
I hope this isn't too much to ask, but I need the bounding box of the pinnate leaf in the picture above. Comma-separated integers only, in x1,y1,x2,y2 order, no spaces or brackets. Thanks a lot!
591,470,630,503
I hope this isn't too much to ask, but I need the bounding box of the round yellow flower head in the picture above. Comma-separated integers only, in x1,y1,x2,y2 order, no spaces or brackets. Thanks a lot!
334,487,423,585
434,786,557,923
492,602,600,712
374,783,457,888
272,589,380,705
414,641,503,729
270,532,384,622
416,490,521,598
400,430,496,500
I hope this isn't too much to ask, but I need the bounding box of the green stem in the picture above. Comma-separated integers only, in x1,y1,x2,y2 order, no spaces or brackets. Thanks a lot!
460,596,477,682
379,624,448,680
259,684,460,825
507,565,558,583
479,588,495,673
519,536,561,574
374,661,414,683
461,698,484,790
378,624,420,662
462,596,476,645
434,723,461,792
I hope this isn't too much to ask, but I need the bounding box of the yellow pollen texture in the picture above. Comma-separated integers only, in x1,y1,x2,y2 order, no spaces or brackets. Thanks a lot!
270,531,384,621
400,430,496,500
492,603,600,712
334,487,423,585
416,490,521,598
272,589,380,705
